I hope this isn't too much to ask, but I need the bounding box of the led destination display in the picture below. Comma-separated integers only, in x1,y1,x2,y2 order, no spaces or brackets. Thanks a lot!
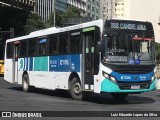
104,20,153,31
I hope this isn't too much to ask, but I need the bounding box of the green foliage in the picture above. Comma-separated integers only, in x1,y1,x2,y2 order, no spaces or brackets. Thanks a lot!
45,11,63,28
62,6,80,19
24,13,46,34
46,6,80,27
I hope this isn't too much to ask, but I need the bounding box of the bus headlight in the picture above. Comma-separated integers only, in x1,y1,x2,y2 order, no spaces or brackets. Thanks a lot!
103,72,109,78
102,71,116,83
110,76,116,82
151,76,156,83
154,67,157,73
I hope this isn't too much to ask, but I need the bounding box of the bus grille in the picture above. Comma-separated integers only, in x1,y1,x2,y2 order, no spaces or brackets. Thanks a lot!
117,81,151,90
107,64,155,74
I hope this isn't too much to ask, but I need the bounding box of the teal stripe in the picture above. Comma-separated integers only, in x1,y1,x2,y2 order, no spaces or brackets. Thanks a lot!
101,78,156,93
34,57,48,71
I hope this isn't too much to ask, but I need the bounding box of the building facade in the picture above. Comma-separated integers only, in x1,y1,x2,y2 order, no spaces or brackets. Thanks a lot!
100,0,117,19
0,0,35,11
86,0,100,20
114,0,124,19
67,0,87,16
35,0,87,21
55,0,67,12
35,0,67,21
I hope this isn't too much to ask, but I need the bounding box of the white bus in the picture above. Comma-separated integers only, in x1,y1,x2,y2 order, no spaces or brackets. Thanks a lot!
4,19,156,100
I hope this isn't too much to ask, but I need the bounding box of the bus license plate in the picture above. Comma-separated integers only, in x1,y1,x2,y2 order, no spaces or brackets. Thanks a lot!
131,85,140,89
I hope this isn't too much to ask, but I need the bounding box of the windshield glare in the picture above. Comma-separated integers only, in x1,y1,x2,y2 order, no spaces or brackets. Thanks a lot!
102,32,154,64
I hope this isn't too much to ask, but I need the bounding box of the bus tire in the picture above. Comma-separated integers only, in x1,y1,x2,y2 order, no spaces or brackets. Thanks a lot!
69,77,82,100
22,74,31,92
110,93,128,99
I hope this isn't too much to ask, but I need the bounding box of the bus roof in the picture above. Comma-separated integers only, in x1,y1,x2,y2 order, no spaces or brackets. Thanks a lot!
6,18,153,43
6,19,104,43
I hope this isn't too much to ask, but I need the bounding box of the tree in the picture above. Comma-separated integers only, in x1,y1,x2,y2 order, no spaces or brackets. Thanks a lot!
24,13,45,34
45,11,63,28
46,6,81,27
62,6,80,20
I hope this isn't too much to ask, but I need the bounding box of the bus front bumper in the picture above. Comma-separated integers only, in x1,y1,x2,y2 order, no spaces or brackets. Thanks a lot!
101,78,156,93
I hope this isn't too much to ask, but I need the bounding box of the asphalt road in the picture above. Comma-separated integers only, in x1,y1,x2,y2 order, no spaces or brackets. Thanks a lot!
0,77,160,120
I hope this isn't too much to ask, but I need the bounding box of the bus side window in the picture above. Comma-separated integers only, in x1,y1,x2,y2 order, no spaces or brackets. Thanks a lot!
70,31,81,54
20,40,27,57
6,42,14,59
59,32,69,54
28,38,37,56
49,34,58,55
38,38,47,55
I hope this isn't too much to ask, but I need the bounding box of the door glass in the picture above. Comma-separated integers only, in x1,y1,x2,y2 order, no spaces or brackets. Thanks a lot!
84,31,95,86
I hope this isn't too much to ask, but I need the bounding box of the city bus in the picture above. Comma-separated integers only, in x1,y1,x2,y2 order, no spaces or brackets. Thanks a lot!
4,19,156,100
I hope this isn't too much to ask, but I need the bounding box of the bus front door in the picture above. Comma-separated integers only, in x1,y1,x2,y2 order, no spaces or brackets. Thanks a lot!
82,27,96,91
13,41,19,83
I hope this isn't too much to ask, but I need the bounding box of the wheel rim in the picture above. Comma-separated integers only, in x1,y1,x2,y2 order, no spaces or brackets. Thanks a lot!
73,83,81,95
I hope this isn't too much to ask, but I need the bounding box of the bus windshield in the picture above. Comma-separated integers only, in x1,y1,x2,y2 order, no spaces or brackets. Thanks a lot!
102,31,154,65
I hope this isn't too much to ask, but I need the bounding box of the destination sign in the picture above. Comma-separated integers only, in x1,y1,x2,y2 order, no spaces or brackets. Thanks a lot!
104,20,153,31
108,56,128,62
110,22,146,30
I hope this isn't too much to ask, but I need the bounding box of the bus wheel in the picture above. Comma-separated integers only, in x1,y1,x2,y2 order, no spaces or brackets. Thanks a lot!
69,77,82,100
110,93,128,99
22,74,31,92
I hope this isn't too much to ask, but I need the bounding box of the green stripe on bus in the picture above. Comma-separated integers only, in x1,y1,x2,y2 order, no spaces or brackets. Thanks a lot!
34,57,48,71
82,27,95,32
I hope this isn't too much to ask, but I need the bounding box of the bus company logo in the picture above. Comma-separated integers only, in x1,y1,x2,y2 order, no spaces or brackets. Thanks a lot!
121,76,131,80
140,76,147,80
60,60,69,66
19,58,24,70
1,112,42,118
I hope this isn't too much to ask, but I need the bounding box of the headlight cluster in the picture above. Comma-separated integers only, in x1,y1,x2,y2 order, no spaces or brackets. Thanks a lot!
154,67,157,74
151,76,156,83
102,71,116,83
